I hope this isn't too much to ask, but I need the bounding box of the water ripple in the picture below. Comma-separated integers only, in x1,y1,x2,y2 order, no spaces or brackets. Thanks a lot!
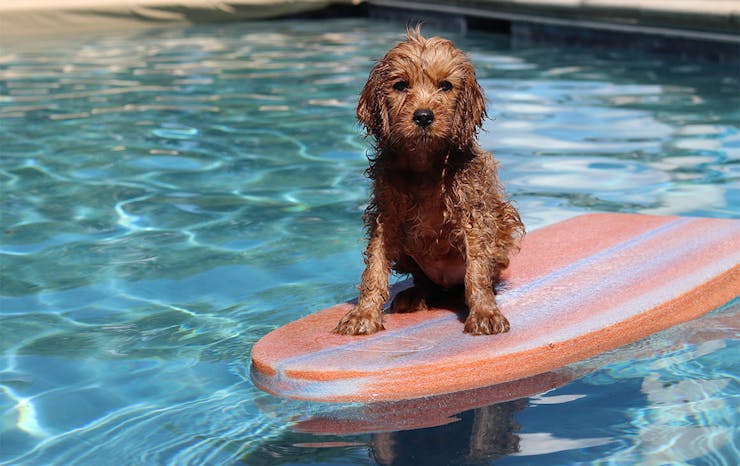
0,18,738,466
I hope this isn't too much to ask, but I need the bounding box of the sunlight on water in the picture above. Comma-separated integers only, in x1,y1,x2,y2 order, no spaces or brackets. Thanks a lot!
0,18,738,466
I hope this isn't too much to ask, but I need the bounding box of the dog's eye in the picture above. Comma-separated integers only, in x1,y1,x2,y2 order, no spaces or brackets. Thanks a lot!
392,80,409,92
439,80,453,92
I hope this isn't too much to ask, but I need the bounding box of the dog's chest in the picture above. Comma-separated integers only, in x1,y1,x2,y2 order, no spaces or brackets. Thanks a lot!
400,191,451,240
400,197,466,288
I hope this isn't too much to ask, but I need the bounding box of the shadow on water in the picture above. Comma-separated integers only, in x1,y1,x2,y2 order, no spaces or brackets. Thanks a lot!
367,400,528,465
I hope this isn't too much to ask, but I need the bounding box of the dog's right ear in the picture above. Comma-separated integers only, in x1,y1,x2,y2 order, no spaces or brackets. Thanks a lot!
357,62,389,138
453,64,487,149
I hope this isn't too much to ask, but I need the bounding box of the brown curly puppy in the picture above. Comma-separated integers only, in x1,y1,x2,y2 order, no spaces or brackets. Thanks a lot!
335,27,524,336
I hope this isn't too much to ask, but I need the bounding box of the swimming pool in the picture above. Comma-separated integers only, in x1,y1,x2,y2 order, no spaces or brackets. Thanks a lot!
1,18,737,465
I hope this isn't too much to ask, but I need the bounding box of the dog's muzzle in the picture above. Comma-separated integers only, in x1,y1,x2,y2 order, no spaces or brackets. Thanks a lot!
413,109,434,128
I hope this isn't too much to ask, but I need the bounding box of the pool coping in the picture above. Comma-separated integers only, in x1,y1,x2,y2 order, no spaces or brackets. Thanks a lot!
0,0,362,37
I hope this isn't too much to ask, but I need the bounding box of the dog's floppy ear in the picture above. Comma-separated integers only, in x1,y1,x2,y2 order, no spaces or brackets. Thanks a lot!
454,63,487,148
357,61,390,138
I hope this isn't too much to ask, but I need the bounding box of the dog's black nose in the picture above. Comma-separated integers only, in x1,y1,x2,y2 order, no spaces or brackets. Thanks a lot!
413,109,434,128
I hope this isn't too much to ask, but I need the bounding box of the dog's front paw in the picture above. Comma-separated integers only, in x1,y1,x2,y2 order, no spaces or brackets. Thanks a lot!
464,309,510,335
334,308,384,335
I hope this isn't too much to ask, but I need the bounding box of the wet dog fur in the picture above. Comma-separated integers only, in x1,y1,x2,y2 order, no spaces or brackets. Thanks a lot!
335,27,524,336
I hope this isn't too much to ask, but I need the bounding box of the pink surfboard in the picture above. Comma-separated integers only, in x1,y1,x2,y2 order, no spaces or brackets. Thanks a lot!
250,213,739,402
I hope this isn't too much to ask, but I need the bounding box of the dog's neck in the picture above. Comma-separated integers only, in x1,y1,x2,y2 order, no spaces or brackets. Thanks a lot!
395,152,445,175
372,145,476,193
380,138,456,171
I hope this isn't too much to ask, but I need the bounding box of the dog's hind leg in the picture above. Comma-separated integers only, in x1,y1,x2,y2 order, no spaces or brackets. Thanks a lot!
390,259,433,314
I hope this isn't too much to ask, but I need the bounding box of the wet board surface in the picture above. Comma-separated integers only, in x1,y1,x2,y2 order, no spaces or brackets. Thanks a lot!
250,213,740,403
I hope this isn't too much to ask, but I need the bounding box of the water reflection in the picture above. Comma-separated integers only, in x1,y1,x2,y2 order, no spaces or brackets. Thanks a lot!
241,398,529,465
244,370,576,465
369,400,527,465
244,389,619,466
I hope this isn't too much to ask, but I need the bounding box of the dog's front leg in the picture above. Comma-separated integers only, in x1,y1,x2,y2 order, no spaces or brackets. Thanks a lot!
334,220,390,335
462,232,510,335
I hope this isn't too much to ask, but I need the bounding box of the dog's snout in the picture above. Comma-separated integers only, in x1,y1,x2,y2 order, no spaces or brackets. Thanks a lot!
413,109,434,128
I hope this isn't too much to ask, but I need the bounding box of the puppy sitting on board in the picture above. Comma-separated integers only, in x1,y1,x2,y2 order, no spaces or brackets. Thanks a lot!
335,27,524,336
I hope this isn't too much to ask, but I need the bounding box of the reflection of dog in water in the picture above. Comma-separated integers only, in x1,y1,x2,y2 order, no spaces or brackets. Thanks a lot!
370,400,527,465
334,26,524,336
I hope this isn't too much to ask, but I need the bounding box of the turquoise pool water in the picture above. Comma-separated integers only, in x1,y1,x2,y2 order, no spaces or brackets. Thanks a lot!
1,18,738,465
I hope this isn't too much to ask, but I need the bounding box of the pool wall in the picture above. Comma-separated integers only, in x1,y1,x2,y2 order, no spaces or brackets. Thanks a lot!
2,0,738,61
367,1,740,62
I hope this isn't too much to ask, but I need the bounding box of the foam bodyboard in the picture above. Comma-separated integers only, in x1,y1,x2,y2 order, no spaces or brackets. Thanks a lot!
251,213,739,402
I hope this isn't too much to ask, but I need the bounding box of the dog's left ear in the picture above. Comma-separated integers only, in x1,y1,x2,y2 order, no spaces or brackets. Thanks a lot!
454,64,487,148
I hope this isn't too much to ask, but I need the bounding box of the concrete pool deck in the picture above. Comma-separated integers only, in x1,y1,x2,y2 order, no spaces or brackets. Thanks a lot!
0,0,361,36
0,0,738,39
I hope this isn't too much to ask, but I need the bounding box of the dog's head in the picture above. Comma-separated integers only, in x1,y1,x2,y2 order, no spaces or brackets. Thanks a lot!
358,26,486,159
